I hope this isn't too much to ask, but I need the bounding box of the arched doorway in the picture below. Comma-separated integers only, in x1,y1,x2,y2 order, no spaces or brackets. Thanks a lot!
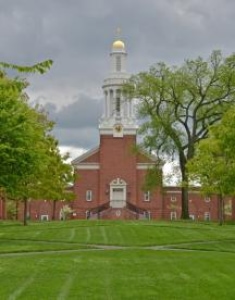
110,178,127,208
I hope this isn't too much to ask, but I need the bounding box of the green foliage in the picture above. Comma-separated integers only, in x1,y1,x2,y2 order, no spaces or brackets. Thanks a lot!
124,50,235,218
0,60,53,74
6,200,18,220
60,204,74,220
188,107,235,197
143,165,162,191
0,60,74,225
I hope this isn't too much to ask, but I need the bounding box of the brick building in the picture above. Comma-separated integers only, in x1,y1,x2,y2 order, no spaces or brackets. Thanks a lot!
69,37,234,221
71,38,162,220
0,37,234,222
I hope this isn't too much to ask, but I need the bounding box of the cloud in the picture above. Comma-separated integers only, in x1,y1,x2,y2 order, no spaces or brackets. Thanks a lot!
2,0,235,153
40,94,102,149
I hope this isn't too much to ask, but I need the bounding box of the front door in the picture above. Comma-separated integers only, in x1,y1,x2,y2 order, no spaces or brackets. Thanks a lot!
110,178,127,208
111,188,125,208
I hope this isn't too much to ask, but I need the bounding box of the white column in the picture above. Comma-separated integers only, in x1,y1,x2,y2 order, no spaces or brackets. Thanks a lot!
104,91,108,118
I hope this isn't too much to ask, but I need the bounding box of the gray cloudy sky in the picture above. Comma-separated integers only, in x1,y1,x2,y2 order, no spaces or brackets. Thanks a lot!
1,0,235,157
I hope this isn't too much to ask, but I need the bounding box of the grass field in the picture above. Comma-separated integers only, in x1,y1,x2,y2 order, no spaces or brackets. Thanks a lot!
1,220,235,299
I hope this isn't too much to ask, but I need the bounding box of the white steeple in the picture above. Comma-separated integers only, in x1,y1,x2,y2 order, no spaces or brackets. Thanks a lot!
99,32,138,137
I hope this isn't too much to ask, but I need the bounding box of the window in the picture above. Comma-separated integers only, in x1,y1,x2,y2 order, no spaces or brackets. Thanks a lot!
40,215,49,221
116,56,121,71
144,191,150,201
145,211,151,220
170,211,177,220
116,97,121,113
204,212,210,221
189,214,195,221
170,196,177,202
204,197,211,203
86,190,92,201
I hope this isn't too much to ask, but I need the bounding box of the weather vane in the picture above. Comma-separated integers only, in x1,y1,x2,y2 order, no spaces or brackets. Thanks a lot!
116,27,122,39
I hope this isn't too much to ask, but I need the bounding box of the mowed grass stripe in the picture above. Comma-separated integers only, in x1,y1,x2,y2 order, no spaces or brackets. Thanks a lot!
69,228,76,241
8,274,35,300
1,251,233,299
1,219,235,299
2,220,235,246
100,226,108,244
85,227,91,243
57,274,75,300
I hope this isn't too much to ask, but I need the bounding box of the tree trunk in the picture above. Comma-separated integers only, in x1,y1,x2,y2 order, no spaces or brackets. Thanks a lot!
180,152,190,219
52,201,57,221
218,193,224,226
16,201,19,220
23,197,28,226
1,198,6,220
181,186,189,219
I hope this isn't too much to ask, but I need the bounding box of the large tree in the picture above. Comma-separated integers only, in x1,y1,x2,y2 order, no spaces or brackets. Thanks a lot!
0,60,74,225
0,62,52,195
124,51,235,219
188,108,235,225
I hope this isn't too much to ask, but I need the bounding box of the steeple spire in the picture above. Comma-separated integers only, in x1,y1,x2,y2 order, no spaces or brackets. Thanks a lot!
116,27,121,38
99,33,138,137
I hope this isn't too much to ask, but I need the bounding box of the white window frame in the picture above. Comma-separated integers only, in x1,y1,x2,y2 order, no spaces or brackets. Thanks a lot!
204,212,210,221
189,214,195,221
204,197,211,203
40,214,49,221
86,190,93,201
170,211,177,220
144,191,150,201
170,196,177,202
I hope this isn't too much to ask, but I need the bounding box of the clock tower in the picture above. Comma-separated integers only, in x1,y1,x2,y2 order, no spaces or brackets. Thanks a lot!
99,37,138,137
71,34,162,220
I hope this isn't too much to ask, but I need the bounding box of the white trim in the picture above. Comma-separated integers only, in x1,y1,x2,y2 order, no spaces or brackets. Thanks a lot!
72,147,99,165
99,128,138,135
189,214,195,220
165,190,201,194
137,163,156,170
170,211,177,220
75,163,100,170
204,212,210,221
144,191,150,201
40,214,49,221
86,190,93,201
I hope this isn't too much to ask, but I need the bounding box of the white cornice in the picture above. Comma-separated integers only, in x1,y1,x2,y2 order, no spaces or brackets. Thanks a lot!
75,163,100,170
71,146,99,165
136,163,156,170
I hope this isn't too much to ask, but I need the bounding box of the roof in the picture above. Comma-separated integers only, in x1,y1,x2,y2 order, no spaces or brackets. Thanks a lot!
71,146,99,165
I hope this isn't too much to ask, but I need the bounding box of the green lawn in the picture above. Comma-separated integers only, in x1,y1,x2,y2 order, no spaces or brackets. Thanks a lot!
1,220,235,299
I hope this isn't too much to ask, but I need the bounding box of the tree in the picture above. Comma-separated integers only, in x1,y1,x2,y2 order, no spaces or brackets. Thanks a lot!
29,137,75,221
60,204,74,220
187,108,235,225
124,51,235,219
0,60,74,225
0,59,53,193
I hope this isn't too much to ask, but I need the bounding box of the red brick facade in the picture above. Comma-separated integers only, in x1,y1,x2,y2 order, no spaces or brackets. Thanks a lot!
71,134,162,220
0,133,234,222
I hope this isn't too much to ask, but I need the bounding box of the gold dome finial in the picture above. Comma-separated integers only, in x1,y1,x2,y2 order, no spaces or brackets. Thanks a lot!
112,27,125,51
